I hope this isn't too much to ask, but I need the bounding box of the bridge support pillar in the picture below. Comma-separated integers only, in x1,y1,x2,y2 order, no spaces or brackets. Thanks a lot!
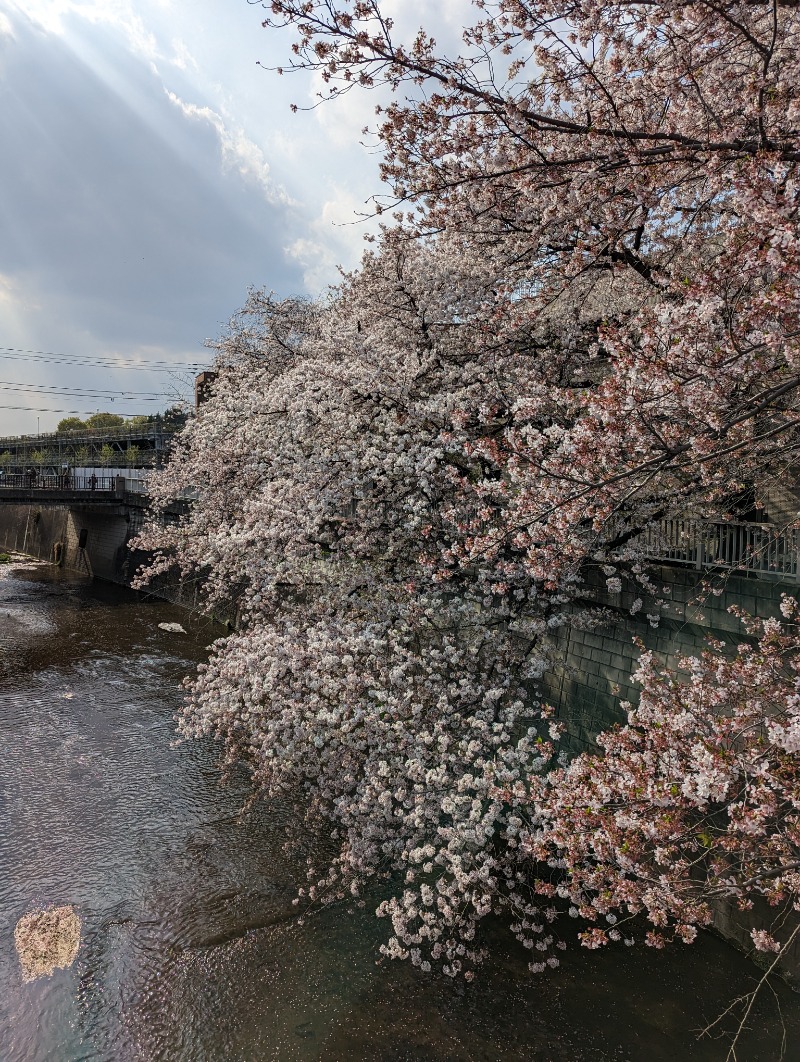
0,501,138,583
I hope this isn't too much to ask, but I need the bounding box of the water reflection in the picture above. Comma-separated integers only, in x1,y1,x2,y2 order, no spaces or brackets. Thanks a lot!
0,563,797,1061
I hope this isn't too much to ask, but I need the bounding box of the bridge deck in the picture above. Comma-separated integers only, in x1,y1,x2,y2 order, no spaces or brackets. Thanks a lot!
0,485,149,508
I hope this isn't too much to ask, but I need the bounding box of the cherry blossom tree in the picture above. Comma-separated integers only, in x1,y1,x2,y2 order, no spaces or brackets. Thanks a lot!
135,0,800,975
136,251,571,976
263,0,800,573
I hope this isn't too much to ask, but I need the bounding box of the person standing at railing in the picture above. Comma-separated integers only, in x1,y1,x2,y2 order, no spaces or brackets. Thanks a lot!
89,473,97,491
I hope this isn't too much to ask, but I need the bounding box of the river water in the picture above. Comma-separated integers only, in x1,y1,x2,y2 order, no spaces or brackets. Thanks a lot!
1,562,799,1061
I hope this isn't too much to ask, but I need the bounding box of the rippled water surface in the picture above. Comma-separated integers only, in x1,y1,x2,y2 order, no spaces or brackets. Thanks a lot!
1,562,799,1061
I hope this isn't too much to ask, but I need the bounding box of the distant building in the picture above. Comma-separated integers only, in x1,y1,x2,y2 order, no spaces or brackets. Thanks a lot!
195,372,217,408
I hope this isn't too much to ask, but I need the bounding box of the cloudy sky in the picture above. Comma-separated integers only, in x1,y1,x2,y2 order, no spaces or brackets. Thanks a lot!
0,0,468,435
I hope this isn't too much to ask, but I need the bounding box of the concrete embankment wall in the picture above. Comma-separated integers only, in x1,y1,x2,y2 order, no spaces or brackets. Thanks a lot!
0,501,227,620
0,503,131,582
544,563,793,752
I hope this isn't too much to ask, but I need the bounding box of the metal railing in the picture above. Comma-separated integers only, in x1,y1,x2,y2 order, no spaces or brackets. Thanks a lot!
0,472,153,496
641,517,799,579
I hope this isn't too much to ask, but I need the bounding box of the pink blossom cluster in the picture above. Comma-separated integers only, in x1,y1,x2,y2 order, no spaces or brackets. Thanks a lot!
518,603,800,963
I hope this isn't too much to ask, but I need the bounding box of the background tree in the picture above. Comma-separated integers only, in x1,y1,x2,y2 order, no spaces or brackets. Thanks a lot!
127,415,153,430
56,417,85,433
99,444,116,466
85,412,125,430
160,405,189,432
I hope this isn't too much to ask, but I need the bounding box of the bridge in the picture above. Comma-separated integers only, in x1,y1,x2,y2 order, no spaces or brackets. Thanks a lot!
0,469,188,584
0,420,185,582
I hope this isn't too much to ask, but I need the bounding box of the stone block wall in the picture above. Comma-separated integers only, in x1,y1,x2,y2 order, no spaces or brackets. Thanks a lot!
543,563,795,753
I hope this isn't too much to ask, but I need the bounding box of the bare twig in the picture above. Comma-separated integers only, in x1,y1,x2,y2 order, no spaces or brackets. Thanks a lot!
699,922,800,1061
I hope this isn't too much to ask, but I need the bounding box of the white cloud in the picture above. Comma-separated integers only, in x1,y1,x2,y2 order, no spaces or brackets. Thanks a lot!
309,69,387,149
164,89,294,207
168,35,196,72
6,0,197,72
382,0,470,47
286,187,375,291
0,272,37,310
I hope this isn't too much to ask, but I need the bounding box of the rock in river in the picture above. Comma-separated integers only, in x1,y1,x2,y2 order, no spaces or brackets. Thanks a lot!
15,905,81,982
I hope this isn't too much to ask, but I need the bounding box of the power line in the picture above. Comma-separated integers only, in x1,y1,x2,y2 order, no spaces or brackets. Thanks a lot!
0,404,167,415
0,354,203,373
0,346,205,373
0,344,205,367
0,380,173,398
0,387,169,403
0,383,181,402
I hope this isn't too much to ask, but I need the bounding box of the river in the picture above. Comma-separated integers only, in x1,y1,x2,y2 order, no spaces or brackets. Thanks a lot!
1,562,798,1061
